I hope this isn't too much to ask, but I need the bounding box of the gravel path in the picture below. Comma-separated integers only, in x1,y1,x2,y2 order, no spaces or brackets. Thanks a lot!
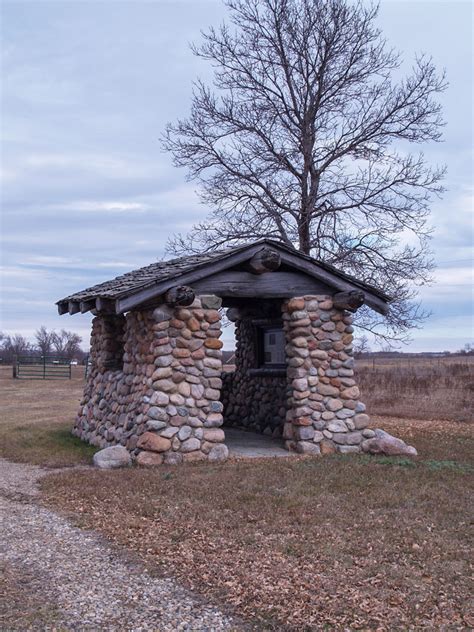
0,459,240,631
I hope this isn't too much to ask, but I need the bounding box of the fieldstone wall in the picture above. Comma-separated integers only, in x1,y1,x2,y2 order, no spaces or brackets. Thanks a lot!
73,292,378,463
221,319,287,436
73,296,228,464
282,295,373,455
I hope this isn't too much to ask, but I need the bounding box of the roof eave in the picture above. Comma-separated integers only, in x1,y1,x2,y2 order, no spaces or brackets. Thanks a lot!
56,239,392,316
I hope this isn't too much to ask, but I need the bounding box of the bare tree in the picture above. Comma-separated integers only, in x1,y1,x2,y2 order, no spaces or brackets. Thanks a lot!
353,335,371,357
0,334,33,363
163,0,446,342
35,326,55,357
51,330,82,360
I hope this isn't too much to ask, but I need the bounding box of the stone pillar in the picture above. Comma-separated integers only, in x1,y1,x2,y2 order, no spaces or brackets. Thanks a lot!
91,314,126,372
73,296,228,465
282,295,371,455
136,295,229,465
74,311,155,449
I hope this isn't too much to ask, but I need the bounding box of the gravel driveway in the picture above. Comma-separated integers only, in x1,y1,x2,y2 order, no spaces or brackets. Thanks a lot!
0,459,240,631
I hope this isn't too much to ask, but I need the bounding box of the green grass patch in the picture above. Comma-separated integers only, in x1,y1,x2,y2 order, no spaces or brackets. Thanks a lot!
0,422,97,467
424,459,473,473
373,456,417,467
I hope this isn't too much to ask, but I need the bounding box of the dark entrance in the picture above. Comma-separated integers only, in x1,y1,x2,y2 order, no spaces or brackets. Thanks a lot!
220,299,289,438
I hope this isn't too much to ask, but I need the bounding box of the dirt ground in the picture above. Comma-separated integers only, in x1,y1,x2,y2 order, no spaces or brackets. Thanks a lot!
1,364,473,630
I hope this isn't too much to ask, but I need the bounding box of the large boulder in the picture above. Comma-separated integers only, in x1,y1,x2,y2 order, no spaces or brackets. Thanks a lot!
93,446,132,469
362,429,417,457
208,443,229,462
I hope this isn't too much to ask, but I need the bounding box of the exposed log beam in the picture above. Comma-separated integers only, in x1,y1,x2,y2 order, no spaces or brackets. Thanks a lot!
192,270,331,298
95,298,116,313
80,299,96,314
226,307,243,322
245,247,281,274
57,302,68,315
333,290,365,312
277,251,389,315
68,301,80,315
164,285,195,307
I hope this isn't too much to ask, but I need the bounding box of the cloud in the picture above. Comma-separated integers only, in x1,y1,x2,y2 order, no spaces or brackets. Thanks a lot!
21,255,79,266
1,0,472,354
22,152,164,180
58,201,150,214
17,256,138,270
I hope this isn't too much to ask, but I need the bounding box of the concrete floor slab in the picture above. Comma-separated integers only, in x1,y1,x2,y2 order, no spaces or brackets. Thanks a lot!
223,427,291,458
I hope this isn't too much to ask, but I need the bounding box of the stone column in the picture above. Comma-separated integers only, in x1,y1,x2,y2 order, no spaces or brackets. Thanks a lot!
136,295,229,465
74,311,156,449
282,295,371,455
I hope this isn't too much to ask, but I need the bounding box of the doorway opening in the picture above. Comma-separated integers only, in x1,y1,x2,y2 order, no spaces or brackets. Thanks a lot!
220,300,289,449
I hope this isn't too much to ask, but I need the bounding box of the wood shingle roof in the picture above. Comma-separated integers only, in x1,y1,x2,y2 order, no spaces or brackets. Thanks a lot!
57,239,391,316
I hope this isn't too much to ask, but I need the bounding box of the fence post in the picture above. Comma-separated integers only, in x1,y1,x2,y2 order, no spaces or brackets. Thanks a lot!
13,355,17,379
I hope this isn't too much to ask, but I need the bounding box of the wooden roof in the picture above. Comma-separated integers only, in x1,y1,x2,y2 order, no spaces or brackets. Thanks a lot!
57,239,391,316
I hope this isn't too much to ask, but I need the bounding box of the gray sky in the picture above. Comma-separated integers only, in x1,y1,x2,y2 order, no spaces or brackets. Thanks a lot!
1,0,473,352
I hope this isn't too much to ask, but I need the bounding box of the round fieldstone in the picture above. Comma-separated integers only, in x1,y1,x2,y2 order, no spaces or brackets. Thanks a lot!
200,295,223,309
287,298,305,312
341,385,360,400
326,398,343,412
327,420,348,433
202,428,225,442
191,384,205,399
137,432,171,453
294,426,315,441
163,452,183,465
178,425,192,441
93,446,131,469
160,426,179,439
181,437,201,452
320,439,336,455
152,306,172,322
146,419,167,431
296,441,321,456
204,413,223,427
136,451,163,467
148,406,167,420
204,338,223,350
336,408,355,419
208,443,229,462
353,413,370,429
210,401,223,413
362,429,418,456
154,356,173,368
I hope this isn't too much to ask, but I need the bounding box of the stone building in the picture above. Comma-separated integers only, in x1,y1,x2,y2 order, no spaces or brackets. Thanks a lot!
57,239,393,465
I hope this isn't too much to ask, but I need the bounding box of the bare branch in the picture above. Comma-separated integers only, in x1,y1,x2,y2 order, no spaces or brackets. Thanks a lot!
162,0,446,342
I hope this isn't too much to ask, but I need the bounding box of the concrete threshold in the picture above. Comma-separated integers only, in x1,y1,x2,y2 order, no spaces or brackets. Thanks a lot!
223,427,291,458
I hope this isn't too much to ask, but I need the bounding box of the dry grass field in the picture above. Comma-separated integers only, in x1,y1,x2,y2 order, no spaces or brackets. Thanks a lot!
357,355,474,423
1,361,473,630
0,365,95,467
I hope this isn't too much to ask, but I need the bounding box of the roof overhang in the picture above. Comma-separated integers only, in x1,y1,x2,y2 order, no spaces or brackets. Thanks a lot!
57,240,391,316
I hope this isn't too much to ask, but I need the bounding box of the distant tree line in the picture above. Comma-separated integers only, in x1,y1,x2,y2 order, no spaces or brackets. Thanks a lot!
0,327,85,364
353,337,474,358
